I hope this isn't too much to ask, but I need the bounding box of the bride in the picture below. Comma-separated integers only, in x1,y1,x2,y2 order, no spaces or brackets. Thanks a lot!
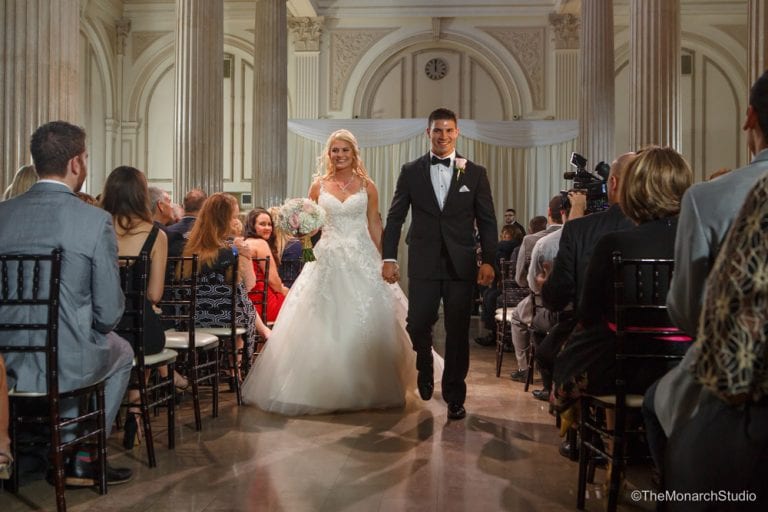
241,129,441,415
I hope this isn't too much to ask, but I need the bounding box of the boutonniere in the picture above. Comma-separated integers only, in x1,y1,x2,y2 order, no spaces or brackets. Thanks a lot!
455,158,467,182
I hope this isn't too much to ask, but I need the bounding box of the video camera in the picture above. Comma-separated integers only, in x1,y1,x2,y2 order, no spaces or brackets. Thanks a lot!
560,152,610,214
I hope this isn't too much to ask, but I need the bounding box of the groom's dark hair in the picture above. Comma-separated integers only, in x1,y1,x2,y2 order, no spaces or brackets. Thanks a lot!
428,107,457,127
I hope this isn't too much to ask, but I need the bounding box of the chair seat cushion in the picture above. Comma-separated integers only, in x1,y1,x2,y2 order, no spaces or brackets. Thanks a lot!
196,326,247,337
164,329,220,349
136,348,178,367
590,394,644,408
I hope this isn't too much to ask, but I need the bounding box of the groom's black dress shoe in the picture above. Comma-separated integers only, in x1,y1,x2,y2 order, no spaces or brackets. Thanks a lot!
417,378,434,401
416,351,434,401
48,455,133,487
447,403,466,420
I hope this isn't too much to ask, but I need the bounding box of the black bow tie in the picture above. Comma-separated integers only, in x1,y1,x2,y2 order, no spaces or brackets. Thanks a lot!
431,155,452,167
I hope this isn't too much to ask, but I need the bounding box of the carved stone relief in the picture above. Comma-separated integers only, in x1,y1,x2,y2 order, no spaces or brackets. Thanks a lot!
481,27,546,109
549,13,580,50
329,28,396,111
132,31,169,62
288,16,324,52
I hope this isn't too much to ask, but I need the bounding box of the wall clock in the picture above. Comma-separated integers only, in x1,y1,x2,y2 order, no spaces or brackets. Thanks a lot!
424,57,448,80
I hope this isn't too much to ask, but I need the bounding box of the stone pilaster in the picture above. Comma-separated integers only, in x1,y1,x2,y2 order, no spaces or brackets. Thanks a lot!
289,16,323,119
173,0,224,198
748,0,768,85
578,0,615,166
549,13,580,120
629,0,681,149
252,0,288,207
1,0,80,189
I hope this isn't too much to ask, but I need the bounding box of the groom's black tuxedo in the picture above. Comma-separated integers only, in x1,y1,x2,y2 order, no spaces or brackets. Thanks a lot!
383,153,497,406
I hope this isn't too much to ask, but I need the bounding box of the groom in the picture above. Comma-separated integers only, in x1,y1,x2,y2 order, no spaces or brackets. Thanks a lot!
382,107,498,420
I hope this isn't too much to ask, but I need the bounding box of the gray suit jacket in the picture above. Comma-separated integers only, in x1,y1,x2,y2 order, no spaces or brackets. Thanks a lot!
667,148,768,337
0,181,124,393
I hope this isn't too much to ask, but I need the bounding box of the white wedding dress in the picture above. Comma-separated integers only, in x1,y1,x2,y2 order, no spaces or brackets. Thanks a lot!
241,185,442,415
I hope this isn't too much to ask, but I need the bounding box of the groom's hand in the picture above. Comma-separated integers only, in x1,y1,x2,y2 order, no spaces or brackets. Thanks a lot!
382,261,400,283
477,263,495,287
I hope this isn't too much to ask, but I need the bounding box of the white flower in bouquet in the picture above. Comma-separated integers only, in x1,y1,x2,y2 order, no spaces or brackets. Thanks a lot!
277,198,326,262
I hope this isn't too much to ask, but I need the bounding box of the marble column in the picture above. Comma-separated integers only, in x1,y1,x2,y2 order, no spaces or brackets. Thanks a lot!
0,0,79,190
629,0,681,149
253,0,288,207
288,16,324,119
549,13,580,120
173,0,223,199
577,0,614,166
748,0,768,85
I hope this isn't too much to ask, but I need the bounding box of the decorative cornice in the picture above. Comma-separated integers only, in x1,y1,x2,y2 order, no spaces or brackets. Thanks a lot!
328,28,395,111
288,16,324,52
482,26,547,110
116,17,132,56
549,13,580,50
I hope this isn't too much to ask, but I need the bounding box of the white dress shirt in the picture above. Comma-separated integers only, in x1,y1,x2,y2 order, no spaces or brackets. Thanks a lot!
430,151,455,210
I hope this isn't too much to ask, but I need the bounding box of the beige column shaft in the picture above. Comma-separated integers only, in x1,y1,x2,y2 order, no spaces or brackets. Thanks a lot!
549,13,580,120
253,0,288,207
0,0,79,189
289,16,324,119
629,0,681,149
578,0,614,166
748,0,768,85
174,0,223,199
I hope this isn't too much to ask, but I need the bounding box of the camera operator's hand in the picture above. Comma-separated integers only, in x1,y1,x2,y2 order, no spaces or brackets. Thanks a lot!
568,190,587,219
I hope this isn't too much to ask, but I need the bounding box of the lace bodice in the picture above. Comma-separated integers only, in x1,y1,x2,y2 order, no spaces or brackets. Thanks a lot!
316,186,370,243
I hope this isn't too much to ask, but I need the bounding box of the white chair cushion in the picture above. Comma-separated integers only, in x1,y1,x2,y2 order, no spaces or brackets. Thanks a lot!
196,326,247,337
137,348,178,367
164,329,220,349
591,394,644,408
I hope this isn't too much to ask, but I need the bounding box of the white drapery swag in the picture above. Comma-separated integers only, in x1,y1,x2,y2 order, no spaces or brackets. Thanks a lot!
285,119,577,284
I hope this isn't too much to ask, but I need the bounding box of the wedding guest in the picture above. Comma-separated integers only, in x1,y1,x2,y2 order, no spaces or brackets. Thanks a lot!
664,171,768,511
267,205,303,286
243,207,289,322
183,193,271,363
2,164,38,200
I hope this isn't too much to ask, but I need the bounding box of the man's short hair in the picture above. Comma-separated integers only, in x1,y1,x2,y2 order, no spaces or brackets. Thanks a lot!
505,208,516,214
29,121,86,178
529,216,547,233
750,69,768,145
148,186,166,214
428,107,458,127
183,188,207,213
548,194,565,224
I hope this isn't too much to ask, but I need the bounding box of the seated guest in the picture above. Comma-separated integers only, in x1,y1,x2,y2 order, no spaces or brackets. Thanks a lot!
267,206,303,286
166,188,207,243
663,171,768,510
0,121,133,485
554,146,693,402
101,166,187,448
2,164,38,200
183,194,271,364
243,207,290,322
0,354,10,479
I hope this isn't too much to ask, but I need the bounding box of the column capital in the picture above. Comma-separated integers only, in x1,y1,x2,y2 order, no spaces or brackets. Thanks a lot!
116,17,132,56
288,16,324,52
549,13,580,50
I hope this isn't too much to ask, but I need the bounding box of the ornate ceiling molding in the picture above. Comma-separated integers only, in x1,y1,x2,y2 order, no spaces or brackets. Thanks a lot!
288,16,324,52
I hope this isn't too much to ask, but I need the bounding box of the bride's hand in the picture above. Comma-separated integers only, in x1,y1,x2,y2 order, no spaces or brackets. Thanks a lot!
382,261,399,283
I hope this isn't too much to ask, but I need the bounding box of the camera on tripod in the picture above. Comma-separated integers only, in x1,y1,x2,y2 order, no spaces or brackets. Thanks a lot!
561,152,610,214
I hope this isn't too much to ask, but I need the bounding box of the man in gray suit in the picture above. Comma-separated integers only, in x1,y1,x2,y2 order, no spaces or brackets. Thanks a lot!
0,121,133,485
643,69,768,474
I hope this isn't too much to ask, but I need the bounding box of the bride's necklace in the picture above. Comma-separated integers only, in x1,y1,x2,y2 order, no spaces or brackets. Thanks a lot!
334,175,355,192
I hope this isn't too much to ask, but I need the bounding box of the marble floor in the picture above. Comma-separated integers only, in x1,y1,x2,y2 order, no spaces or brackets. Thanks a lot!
1,317,654,512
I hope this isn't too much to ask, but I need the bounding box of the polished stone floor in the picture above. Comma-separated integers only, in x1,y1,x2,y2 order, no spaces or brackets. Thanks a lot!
1,317,654,511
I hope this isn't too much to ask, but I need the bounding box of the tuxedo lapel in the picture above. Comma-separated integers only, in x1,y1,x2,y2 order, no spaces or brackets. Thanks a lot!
417,153,442,212
442,155,465,210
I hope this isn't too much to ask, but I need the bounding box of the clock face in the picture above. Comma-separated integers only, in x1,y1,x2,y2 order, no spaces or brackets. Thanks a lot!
425,58,448,80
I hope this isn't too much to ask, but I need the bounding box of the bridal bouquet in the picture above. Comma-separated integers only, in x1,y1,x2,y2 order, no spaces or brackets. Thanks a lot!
276,198,327,262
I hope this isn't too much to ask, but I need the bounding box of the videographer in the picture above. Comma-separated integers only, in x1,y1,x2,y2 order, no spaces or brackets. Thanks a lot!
532,152,636,404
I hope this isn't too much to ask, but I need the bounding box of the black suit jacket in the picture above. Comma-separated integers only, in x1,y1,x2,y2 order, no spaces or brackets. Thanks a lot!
383,153,498,281
541,204,634,312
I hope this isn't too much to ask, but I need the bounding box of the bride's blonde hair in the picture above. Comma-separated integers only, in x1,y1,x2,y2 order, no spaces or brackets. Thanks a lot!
314,129,372,185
